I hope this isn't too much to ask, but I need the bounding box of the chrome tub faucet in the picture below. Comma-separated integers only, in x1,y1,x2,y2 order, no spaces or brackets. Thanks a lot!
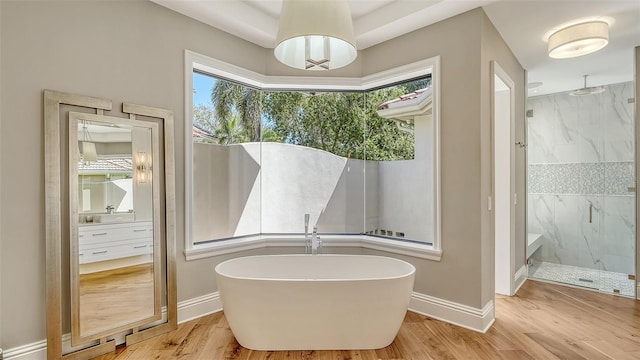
304,214,322,255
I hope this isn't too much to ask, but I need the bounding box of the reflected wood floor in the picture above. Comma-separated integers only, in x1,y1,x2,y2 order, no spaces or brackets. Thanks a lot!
93,280,640,359
80,263,155,335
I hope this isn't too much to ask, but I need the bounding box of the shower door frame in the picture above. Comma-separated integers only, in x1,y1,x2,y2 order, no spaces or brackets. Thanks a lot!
635,46,639,300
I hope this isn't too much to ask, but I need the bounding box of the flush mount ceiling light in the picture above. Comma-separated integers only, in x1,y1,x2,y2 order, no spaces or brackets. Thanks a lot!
548,20,609,59
569,75,605,96
274,0,357,71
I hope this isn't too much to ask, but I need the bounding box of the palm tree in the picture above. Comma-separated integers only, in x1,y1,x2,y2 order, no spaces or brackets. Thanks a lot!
211,80,263,142
215,115,247,145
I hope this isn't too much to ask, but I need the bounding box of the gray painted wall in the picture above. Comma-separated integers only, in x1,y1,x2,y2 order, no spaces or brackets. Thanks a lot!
362,9,526,307
0,0,271,348
0,1,525,350
480,14,527,304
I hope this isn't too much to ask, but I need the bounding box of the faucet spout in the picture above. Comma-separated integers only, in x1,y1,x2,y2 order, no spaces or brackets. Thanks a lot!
303,214,321,255
311,226,321,255
304,214,310,254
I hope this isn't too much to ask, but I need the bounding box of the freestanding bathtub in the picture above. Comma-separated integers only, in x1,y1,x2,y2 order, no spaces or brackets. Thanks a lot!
215,254,416,350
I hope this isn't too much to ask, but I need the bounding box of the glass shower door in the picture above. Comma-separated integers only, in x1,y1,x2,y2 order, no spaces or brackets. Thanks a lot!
574,90,604,292
597,82,636,297
527,81,635,298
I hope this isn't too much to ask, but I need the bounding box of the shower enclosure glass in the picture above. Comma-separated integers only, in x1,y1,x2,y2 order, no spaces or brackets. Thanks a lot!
527,81,636,297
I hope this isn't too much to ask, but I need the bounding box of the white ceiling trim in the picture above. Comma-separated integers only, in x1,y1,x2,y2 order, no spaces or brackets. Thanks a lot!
152,0,499,49
187,49,436,91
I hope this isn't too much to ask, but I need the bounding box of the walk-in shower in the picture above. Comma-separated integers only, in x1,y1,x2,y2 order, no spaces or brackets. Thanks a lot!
527,81,636,297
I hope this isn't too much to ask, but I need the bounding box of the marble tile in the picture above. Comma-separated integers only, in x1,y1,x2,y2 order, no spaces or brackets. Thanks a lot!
577,196,602,270
550,93,579,146
528,194,555,235
552,195,579,266
577,93,603,163
577,135,603,163
602,196,635,258
527,98,557,164
601,254,634,276
603,82,635,162
528,81,635,164
527,194,543,234
553,144,578,163
529,195,560,264
604,140,634,163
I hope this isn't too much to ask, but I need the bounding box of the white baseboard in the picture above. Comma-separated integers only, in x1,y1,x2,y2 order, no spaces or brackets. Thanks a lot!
513,265,527,295
409,292,495,333
3,293,223,360
177,291,222,324
4,290,496,359
2,340,46,360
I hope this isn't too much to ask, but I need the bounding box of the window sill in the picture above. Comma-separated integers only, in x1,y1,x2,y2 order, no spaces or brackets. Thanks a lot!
184,235,442,261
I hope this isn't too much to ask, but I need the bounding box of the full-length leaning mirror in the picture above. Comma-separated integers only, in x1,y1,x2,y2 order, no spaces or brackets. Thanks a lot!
45,91,177,360
69,112,162,345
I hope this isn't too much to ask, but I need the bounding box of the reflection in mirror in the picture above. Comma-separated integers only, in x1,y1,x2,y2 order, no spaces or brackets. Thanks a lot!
69,112,161,345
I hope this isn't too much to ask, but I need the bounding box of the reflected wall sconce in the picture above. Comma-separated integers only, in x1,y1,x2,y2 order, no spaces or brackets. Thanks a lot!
274,0,357,70
548,20,609,59
135,151,152,183
81,121,97,163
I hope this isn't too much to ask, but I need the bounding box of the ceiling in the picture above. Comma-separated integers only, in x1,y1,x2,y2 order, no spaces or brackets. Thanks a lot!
152,0,640,96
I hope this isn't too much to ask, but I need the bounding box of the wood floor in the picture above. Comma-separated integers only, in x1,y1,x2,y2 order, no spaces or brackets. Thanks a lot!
92,280,640,359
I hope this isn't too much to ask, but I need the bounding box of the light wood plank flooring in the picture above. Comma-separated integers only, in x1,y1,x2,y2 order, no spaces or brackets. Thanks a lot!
80,263,155,335
92,280,640,359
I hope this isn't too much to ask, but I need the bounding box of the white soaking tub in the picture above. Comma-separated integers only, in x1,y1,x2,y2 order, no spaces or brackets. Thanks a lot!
215,254,416,350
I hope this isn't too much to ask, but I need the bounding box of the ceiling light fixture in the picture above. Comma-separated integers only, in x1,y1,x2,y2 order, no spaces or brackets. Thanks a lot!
548,20,609,59
569,75,605,96
274,0,357,71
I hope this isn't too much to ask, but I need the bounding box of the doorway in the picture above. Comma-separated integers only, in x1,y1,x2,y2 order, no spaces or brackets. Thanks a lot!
493,61,516,296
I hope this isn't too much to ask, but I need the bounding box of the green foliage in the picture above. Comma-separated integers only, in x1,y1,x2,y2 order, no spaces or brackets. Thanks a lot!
362,87,416,161
203,77,427,160
264,91,365,158
193,103,217,133
403,77,432,93
211,81,263,142
215,115,247,145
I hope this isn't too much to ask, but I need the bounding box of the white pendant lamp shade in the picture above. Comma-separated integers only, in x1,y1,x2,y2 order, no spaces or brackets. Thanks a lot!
82,141,98,162
80,122,97,162
274,0,357,70
548,21,609,59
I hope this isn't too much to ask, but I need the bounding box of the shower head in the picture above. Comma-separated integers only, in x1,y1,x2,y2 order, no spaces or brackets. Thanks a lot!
569,75,605,96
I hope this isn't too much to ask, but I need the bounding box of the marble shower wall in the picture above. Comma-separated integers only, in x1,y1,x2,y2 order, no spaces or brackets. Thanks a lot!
527,82,636,275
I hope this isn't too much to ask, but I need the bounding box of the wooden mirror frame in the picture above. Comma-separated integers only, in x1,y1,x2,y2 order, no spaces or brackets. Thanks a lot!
44,90,177,359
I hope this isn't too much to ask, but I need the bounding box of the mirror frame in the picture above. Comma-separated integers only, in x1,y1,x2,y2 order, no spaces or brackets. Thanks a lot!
45,90,177,359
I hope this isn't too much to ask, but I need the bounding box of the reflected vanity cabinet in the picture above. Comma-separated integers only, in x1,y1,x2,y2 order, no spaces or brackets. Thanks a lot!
78,221,153,264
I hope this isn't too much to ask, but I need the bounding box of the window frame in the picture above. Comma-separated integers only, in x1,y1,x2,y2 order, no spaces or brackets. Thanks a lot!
184,50,441,261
